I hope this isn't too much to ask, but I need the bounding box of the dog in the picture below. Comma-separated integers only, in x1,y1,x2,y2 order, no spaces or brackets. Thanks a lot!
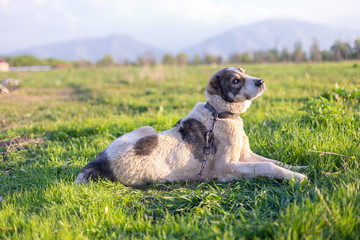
75,67,306,186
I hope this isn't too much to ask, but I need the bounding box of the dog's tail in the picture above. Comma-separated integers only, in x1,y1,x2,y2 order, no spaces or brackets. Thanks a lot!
75,151,115,184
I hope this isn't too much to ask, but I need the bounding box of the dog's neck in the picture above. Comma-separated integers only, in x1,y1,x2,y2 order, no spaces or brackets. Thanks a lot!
205,91,252,115
204,102,239,119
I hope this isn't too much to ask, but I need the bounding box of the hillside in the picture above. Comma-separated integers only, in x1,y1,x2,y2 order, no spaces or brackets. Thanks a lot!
7,34,164,62
183,19,359,58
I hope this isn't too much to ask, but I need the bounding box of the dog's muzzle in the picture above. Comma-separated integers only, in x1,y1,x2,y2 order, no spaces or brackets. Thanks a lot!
255,79,264,87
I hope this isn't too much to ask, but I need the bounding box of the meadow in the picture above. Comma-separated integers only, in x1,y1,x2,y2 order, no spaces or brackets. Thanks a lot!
0,62,359,239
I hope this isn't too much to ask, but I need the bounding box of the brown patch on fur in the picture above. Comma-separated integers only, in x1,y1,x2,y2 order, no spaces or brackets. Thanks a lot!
179,118,216,162
238,67,247,74
134,135,159,156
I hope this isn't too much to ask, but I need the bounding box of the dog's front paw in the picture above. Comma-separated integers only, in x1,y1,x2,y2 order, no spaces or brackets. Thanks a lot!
294,172,307,182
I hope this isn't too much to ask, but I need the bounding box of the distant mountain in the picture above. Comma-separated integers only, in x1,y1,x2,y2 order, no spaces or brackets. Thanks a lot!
4,19,360,62
7,34,165,62
182,19,360,58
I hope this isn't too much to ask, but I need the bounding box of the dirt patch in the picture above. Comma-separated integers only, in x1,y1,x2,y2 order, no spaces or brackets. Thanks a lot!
0,78,20,95
0,136,44,154
0,88,75,103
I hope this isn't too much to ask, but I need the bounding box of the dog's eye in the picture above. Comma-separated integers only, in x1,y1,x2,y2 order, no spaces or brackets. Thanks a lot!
232,79,240,85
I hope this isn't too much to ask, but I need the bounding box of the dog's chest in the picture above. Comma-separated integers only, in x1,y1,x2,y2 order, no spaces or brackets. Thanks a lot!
213,118,244,159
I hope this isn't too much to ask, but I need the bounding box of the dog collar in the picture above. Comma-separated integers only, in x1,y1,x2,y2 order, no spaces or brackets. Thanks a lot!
205,102,239,119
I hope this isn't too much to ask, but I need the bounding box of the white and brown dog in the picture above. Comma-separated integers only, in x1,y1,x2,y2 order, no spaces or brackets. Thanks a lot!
75,67,306,185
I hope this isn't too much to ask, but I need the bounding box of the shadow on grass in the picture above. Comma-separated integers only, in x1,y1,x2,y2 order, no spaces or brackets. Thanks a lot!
0,161,83,196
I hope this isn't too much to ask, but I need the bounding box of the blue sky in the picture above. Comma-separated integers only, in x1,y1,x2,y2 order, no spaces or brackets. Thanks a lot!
1,0,359,53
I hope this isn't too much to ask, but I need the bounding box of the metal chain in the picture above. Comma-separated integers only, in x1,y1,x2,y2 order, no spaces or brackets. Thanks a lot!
190,112,218,187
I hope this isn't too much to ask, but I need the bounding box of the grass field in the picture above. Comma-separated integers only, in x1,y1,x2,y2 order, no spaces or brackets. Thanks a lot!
0,62,359,239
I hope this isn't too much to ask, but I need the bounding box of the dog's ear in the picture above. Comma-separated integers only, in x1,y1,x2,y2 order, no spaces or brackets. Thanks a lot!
207,74,222,96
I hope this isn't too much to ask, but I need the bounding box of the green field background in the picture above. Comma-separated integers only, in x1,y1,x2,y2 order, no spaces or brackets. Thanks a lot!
0,62,359,239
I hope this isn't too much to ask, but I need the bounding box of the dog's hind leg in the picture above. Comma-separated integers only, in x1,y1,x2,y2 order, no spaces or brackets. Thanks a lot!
75,151,115,184
75,126,156,184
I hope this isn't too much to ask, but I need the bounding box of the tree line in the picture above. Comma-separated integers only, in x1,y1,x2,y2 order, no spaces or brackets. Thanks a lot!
2,39,360,68
160,39,360,65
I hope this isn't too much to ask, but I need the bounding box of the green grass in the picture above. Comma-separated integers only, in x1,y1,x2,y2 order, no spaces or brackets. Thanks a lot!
0,62,359,239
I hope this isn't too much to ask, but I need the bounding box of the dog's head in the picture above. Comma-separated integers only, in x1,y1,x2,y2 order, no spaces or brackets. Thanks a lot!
205,67,266,113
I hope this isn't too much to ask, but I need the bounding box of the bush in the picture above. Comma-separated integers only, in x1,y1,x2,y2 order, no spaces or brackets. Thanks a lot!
321,87,360,103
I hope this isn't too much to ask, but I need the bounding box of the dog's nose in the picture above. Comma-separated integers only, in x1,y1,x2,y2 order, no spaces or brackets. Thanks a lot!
255,79,264,87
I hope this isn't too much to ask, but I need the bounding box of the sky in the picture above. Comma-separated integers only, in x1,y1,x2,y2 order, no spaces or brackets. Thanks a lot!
1,0,360,53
